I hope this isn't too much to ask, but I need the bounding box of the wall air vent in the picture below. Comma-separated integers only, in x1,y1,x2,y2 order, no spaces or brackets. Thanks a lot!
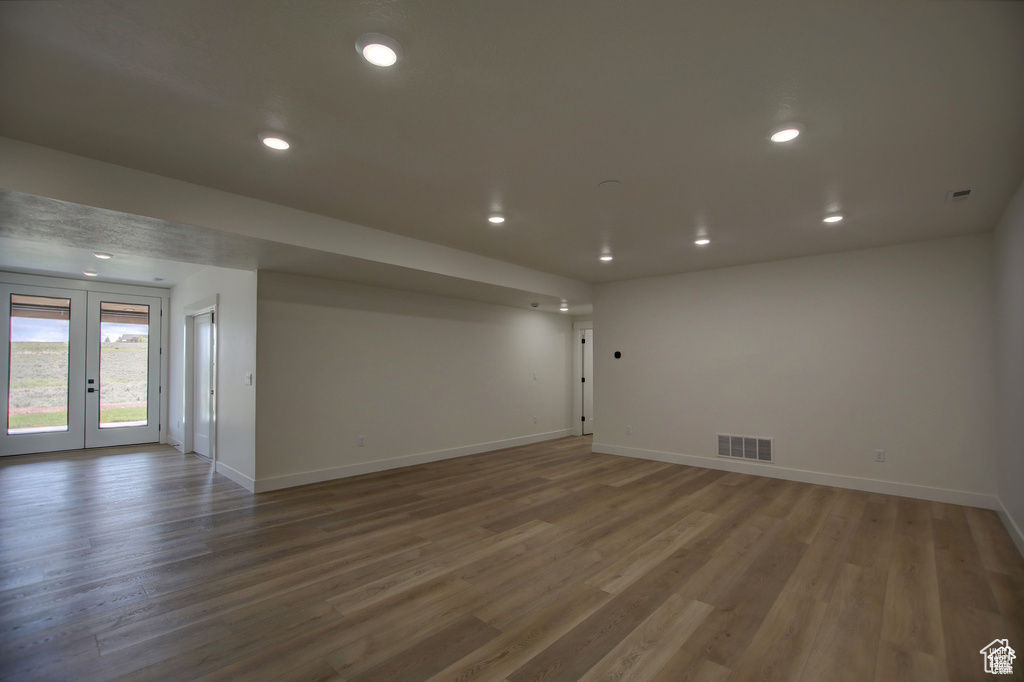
946,188,972,203
717,433,773,463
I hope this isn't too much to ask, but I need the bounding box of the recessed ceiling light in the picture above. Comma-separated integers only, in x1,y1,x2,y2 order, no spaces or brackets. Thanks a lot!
768,125,801,143
488,215,505,224
83,271,98,277
599,255,614,262
258,133,290,150
598,180,620,190
93,252,112,259
695,238,711,246
356,33,403,67
823,214,844,224
153,277,165,282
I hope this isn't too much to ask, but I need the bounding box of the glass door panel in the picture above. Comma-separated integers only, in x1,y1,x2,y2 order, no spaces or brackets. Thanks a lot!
10,295,72,434
98,301,151,429
0,285,86,456
85,292,160,448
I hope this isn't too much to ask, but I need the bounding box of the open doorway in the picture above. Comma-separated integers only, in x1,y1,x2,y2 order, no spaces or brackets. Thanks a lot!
183,297,217,464
191,312,214,457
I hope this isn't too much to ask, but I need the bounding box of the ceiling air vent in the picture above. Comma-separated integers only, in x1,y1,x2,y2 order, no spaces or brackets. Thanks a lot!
717,433,773,463
946,188,972,203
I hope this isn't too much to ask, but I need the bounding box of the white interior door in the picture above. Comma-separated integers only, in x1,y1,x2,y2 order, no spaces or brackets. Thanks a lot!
1,285,87,456
84,292,161,448
192,312,213,457
582,328,594,435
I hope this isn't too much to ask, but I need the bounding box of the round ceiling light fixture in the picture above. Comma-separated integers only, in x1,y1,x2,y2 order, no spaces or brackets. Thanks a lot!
488,215,505,224
93,252,112,259
258,133,290,150
823,214,844,224
559,302,569,312
356,33,403,67
83,270,98,277
695,238,711,246
768,124,802,143
599,254,614,262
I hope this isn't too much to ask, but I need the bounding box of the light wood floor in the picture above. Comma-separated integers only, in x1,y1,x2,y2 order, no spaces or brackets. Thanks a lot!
1,437,1022,681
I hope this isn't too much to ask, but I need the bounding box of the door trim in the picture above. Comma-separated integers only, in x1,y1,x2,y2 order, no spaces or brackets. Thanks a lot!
572,320,593,437
183,296,217,466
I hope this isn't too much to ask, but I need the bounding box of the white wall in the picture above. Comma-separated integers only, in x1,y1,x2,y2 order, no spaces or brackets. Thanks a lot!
995,179,1024,552
169,266,257,486
593,234,998,507
254,272,574,489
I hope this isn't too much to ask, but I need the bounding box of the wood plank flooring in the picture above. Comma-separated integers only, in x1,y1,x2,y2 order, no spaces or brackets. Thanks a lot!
1,437,1022,681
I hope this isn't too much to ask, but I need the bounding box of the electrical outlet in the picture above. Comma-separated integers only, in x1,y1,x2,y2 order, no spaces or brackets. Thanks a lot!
244,372,253,386
359,436,366,447
626,426,632,435
533,415,538,424
875,449,885,462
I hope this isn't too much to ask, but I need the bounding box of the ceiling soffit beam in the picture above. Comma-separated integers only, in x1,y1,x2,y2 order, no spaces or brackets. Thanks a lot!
0,136,592,305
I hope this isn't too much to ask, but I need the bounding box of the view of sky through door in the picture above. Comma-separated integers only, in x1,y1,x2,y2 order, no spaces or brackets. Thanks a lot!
7,294,71,434
98,301,149,428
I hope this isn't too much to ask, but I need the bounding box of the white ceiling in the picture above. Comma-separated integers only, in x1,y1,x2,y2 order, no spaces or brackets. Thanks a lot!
0,0,1022,288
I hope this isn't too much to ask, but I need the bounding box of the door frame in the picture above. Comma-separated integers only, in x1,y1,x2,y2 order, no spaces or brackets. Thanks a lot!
572,320,593,437
183,295,217,465
0,271,170,452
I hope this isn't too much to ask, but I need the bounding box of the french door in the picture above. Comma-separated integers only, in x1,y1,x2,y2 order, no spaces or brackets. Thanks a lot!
1,284,161,456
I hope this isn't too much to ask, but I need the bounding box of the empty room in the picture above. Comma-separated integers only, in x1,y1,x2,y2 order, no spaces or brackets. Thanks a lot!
1,1,1023,681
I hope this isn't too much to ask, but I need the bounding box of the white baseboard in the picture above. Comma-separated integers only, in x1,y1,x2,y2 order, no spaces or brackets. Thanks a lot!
996,497,1024,559
215,460,256,493
253,429,574,493
592,442,999,511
